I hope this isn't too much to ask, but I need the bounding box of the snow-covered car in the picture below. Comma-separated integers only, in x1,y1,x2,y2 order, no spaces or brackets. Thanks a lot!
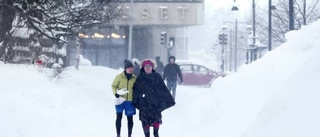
178,63,226,87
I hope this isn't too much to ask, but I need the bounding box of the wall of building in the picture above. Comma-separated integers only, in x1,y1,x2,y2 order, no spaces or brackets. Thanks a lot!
67,1,204,68
114,2,204,26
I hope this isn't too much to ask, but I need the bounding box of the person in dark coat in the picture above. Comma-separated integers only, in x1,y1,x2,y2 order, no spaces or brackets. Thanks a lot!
133,59,175,137
132,58,141,77
154,56,164,75
163,56,183,100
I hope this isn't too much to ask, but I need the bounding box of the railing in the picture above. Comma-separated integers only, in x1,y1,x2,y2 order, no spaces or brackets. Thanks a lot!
110,0,203,3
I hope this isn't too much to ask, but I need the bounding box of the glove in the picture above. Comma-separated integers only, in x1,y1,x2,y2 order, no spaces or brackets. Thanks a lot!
115,93,120,98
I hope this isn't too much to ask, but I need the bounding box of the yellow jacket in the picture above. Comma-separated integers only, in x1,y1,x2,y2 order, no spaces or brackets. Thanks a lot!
111,72,137,101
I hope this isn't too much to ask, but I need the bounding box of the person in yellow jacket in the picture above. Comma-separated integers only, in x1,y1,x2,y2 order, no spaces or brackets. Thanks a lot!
112,60,137,137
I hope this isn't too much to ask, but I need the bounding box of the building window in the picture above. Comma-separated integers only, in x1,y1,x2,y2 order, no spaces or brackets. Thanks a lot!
80,27,126,47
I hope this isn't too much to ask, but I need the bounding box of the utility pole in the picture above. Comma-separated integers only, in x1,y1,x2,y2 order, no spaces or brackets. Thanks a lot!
303,0,306,25
229,29,232,72
223,21,248,71
268,0,272,51
128,0,134,59
252,0,257,62
289,0,294,30
234,19,238,72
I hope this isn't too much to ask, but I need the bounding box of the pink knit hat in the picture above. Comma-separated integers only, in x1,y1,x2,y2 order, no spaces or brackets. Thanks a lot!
142,60,154,68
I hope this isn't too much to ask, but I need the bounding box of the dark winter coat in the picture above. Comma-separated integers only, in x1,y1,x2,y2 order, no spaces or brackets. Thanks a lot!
163,63,183,82
133,69,175,124
155,60,164,74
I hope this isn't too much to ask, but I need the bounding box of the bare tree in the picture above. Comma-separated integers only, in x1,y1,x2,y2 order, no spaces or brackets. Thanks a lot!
295,0,320,25
254,0,320,48
0,0,121,63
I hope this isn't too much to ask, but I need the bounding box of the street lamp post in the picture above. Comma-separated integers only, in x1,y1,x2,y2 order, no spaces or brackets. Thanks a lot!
289,0,294,30
268,0,272,51
223,21,250,72
229,29,233,72
252,0,257,62
232,0,276,65
233,0,276,61
231,0,256,64
268,0,277,51
235,19,238,72
128,0,134,59
75,36,80,70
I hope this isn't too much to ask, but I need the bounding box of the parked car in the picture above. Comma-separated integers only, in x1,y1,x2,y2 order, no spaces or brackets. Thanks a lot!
178,63,226,87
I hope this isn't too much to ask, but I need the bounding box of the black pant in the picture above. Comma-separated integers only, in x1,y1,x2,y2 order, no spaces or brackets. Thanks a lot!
116,112,133,136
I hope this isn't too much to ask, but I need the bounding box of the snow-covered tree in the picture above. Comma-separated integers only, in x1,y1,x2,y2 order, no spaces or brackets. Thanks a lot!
0,0,121,63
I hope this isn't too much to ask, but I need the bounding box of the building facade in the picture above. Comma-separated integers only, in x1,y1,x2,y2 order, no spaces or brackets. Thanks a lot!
67,0,204,69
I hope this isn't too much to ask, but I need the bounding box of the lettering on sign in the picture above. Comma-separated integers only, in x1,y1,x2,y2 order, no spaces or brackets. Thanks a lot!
178,6,188,19
159,6,168,20
122,6,130,19
118,5,189,20
142,7,150,19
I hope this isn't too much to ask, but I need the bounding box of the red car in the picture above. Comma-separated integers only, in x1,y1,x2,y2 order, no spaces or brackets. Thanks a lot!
178,63,225,87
